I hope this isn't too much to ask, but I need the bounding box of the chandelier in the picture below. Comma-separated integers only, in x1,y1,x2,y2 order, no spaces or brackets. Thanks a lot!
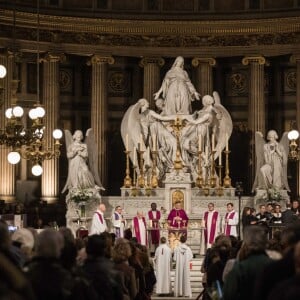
0,0,62,176
288,129,300,160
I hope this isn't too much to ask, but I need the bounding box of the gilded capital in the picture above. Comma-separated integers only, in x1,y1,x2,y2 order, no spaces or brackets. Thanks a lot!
192,57,216,67
242,56,266,66
41,52,66,63
139,57,165,68
290,54,300,64
88,55,115,66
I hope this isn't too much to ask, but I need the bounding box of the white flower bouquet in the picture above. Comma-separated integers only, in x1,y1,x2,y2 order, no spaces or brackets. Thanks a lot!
69,188,93,204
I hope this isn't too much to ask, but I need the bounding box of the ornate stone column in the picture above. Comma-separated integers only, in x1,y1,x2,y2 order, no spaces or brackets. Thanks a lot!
290,54,300,195
192,57,216,96
88,55,114,190
0,52,16,202
139,57,165,109
242,56,266,189
41,52,65,204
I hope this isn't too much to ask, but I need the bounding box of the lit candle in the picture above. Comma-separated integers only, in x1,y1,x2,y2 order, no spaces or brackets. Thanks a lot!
133,146,136,166
140,134,143,151
147,147,150,165
219,151,222,165
226,133,229,151
205,145,209,160
212,133,215,151
198,135,202,151
126,134,129,151
153,134,156,151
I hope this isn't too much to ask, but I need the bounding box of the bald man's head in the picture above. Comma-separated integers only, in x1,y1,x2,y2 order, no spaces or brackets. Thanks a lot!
99,203,106,212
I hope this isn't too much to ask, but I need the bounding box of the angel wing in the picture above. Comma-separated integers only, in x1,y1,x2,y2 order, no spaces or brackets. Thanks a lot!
120,102,147,170
85,128,105,190
252,131,265,192
279,132,290,191
212,92,233,161
62,129,74,193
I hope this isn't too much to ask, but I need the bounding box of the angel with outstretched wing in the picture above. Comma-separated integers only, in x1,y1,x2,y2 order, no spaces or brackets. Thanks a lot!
252,130,290,192
62,129,104,193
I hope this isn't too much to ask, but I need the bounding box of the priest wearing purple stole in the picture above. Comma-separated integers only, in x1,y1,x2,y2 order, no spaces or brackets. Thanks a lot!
147,202,161,248
167,200,189,235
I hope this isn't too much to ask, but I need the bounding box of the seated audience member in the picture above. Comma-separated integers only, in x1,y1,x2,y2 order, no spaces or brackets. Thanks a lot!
282,203,298,224
271,205,283,224
254,222,300,300
223,226,273,300
266,241,300,300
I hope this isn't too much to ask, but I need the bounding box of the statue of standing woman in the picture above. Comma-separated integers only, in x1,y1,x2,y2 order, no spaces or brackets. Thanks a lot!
154,56,200,115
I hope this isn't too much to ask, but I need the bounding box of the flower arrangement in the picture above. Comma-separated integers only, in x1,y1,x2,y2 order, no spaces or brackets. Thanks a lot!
268,188,282,202
69,188,93,204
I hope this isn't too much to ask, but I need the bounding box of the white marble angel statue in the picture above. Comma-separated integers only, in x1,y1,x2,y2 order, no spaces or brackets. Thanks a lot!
252,130,290,192
181,92,233,178
153,56,200,115
121,98,178,178
62,129,104,193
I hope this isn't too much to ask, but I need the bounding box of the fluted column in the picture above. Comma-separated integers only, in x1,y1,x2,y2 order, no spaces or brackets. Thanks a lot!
0,52,16,202
290,54,300,195
192,57,216,96
88,55,114,190
139,57,165,109
41,52,65,204
242,56,266,188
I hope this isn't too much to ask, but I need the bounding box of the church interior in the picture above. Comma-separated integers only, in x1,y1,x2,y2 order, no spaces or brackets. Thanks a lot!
0,0,300,228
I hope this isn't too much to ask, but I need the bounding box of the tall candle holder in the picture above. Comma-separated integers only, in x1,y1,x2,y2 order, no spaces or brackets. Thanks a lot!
131,165,138,196
223,150,232,188
196,150,204,188
172,117,184,171
123,150,132,188
137,149,145,188
209,150,217,188
151,150,158,188
216,164,224,196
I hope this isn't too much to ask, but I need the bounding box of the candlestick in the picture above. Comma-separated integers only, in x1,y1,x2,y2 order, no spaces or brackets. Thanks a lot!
226,133,229,151
223,150,232,188
212,133,215,151
133,146,137,166
198,135,202,151
153,134,156,151
123,150,132,188
218,151,222,166
126,134,129,151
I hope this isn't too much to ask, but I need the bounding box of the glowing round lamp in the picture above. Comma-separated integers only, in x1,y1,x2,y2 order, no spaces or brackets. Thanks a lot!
288,130,299,140
53,129,63,139
5,108,13,119
7,151,21,164
32,164,43,176
35,106,45,118
12,106,24,117
29,108,38,119
0,65,7,78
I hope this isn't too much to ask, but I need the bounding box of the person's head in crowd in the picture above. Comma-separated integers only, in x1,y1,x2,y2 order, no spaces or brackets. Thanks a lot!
266,203,273,213
112,238,132,263
35,228,64,258
242,206,251,216
58,227,75,244
136,211,144,219
226,203,234,212
259,204,266,214
160,236,167,244
208,202,215,212
98,203,106,213
292,200,299,211
11,228,35,259
280,221,300,254
151,202,157,211
180,235,187,244
274,204,281,214
239,225,268,260
124,228,132,240
0,219,11,252
86,234,106,258
250,207,256,216
100,231,113,258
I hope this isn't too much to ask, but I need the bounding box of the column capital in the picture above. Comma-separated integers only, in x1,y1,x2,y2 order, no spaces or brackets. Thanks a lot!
242,56,266,66
290,54,300,64
41,52,66,63
192,57,216,67
87,55,115,66
139,57,165,68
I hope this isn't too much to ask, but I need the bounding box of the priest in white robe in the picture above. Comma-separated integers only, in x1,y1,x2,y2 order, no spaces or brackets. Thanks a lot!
111,205,126,238
223,202,239,237
154,237,172,295
173,235,193,298
89,203,107,235
202,202,220,249
132,211,147,246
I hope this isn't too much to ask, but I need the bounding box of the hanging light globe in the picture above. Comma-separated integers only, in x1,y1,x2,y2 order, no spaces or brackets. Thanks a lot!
32,164,43,176
53,129,63,139
7,151,21,164
29,108,38,119
288,130,299,141
5,108,13,119
35,106,45,118
0,65,7,78
12,106,24,117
